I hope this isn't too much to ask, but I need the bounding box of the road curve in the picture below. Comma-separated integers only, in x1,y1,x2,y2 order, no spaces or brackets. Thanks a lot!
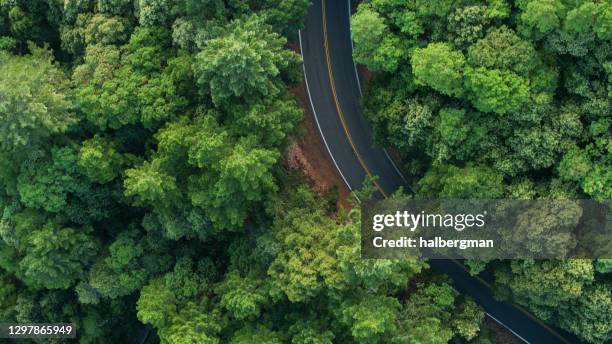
298,0,579,343
298,0,407,198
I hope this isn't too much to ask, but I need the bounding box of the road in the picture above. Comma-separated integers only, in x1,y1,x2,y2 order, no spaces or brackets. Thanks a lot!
298,0,579,343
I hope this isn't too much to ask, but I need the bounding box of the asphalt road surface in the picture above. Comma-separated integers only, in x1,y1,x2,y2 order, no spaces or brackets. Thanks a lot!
299,0,580,343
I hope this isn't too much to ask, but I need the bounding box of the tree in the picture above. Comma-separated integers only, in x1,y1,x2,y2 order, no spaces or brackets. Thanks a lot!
394,10,423,38
227,97,302,148
495,260,594,320
497,201,582,258
87,229,171,299
432,108,487,163
83,14,130,46
340,295,400,344
17,147,88,213
124,161,180,207
447,5,491,47
97,0,133,16
260,0,310,35
78,136,124,184
137,278,177,328
351,6,403,72
288,318,335,344
464,67,530,114
411,43,465,97
395,283,484,343
558,146,592,183
335,208,424,292
505,122,565,173
137,256,221,342
73,27,184,130
230,325,281,344
395,99,433,149
414,0,455,18
0,48,75,153
1,2,57,47
140,281,222,344
418,164,505,199
18,222,98,290
138,0,171,26
124,111,286,235
518,0,565,37
164,301,222,344
194,15,300,106
467,26,538,76
268,207,340,302
558,283,612,344
0,271,17,321
215,270,268,320
581,165,612,201
189,138,280,230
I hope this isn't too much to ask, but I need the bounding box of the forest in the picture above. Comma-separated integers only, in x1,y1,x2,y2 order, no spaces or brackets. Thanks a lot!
352,0,611,343
0,0,609,343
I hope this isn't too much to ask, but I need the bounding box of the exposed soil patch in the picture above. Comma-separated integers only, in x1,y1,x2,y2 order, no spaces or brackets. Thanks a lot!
357,64,374,83
287,83,352,209
287,41,300,53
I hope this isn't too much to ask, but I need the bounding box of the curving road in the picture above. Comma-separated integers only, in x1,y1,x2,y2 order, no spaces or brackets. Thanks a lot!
298,0,579,343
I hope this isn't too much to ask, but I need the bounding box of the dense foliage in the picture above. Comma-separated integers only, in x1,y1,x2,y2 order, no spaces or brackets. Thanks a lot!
0,1,491,343
353,0,611,343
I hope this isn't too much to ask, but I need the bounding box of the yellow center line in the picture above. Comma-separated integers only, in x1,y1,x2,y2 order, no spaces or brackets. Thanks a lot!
321,0,387,198
320,2,572,342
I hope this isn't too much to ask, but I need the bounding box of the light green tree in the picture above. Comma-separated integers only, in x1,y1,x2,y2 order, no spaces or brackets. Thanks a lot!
418,164,505,199
194,15,300,106
464,67,529,114
18,223,98,290
0,48,75,153
411,43,465,97
351,6,403,72
78,136,124,184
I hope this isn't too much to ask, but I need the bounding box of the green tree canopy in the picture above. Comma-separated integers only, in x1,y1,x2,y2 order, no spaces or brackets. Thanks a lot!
411,43,466,97
0,48,75,153
194,15,300,106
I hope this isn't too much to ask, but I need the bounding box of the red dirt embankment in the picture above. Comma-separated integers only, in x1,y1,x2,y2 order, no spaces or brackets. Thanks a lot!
287,83,352,210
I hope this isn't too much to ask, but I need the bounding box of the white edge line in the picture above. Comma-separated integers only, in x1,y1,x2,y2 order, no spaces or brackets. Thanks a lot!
306,10,528,343
347,0,363,97
486,312,531,344
346,0,408,185
348,5,527,340
382,149,408,184
298,29,360,203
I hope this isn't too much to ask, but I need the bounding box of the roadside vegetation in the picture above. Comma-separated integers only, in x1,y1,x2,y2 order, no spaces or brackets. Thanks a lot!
0,1,495,343
352,0,611,343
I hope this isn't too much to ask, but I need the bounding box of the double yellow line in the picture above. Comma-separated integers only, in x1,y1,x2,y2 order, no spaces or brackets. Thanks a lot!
319,1,571,342
321,0,387,198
